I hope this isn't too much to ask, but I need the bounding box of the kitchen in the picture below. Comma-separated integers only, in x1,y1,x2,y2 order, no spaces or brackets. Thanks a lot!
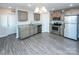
50,7,79,40
17,4,79,40
0,3,79,55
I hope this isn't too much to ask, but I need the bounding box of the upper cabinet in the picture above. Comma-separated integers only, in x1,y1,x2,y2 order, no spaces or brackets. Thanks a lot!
34,13,40,21
50,10,63,21
18,10,28,22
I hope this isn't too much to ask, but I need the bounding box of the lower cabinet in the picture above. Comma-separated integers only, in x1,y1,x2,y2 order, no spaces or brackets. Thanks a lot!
19,26,30,39
18,25,42,39
34,25,38,34
29,25,34,36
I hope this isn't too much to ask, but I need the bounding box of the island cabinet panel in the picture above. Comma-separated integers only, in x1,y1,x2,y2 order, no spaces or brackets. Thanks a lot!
18,25,42,39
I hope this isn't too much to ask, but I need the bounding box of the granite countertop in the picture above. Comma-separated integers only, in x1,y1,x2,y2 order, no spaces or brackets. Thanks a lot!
18,23,42,28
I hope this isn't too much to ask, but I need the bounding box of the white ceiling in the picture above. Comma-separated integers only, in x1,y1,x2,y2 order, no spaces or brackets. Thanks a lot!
0,3,79,11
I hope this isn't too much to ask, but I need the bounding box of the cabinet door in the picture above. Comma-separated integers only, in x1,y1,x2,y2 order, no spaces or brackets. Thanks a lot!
26,26,30,37
29,25,35,35
18,10,28,21
34,13,40,21
19,26,30,39
19,28,25,39
34,25,38,34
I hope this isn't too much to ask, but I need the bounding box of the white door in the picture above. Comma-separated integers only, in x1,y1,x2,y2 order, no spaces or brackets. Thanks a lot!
64,23,77,40
0,15,8,27
0,15,9,37
8,14,16,35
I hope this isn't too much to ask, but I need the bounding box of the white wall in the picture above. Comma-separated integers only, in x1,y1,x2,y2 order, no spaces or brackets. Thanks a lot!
0,14,17,38
41,13,50,32
0,15,8,37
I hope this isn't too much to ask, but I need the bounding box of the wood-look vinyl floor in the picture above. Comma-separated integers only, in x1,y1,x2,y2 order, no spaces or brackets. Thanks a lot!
0,33,79,55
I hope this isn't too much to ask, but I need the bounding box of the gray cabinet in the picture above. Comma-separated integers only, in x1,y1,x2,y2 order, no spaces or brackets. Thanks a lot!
34,13,40,21
34,25,38,34
30,25,38,35
18,10,28,21
19,25,30,39
18,24,41,39
29,25,34,36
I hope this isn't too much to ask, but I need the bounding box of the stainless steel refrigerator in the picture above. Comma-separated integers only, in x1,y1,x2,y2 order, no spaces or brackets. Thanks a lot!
64,15,79,40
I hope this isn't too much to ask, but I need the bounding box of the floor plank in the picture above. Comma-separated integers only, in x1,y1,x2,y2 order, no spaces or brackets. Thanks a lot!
0,33,79,55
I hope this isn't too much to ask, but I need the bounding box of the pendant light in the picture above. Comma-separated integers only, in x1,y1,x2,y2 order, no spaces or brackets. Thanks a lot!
34,5,48,14
34,7,40,13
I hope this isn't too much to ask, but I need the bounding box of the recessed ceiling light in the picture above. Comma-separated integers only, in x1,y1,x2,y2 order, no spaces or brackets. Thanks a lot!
69,4,73,7
27,4,31,7
51,8,55,10
8,6,12,8
62,10,64,12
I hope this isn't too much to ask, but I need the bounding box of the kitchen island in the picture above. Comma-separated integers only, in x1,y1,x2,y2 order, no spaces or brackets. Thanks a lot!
18,24,42,39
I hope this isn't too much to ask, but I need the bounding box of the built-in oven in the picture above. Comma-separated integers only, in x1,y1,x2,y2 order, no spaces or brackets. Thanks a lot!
51,22,62,35
52,26,58,31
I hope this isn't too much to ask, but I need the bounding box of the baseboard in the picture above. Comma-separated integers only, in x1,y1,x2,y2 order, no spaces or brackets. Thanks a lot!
0,33,16,38
42,32,50,33
0,35,8,38
42,31,49,33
